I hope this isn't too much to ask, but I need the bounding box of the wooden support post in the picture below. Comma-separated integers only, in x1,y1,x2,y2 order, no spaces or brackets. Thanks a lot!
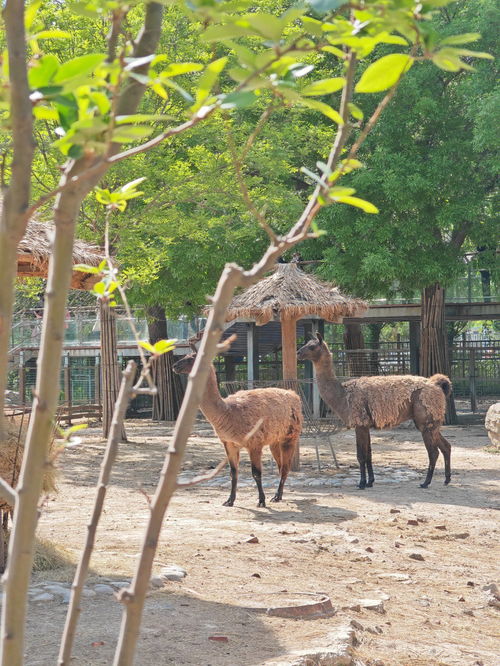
409,321,420,375
302,321,313,409
246,322,259,386
63,354,72,426
19,351,25,405
94,353,102,422
469,348,477,413
281,315,300,470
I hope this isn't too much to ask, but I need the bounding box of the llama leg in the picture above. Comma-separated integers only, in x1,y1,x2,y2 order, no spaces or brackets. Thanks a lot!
223,443,240,507
437,433,452,485
356,426,372,490
419,430,440,488
249,448,266,507
270,437,296,503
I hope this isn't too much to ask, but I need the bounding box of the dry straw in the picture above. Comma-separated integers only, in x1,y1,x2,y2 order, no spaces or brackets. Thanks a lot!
225,263,368,325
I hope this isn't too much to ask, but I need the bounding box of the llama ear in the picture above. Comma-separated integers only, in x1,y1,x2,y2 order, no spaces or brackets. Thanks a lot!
315,331,323,343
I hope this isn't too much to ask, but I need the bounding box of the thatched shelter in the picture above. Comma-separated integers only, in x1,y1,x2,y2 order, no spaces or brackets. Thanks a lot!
225,262,368,380
17,219,102,289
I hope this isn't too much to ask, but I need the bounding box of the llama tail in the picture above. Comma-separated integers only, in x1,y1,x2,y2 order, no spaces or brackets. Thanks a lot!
429,374,452,397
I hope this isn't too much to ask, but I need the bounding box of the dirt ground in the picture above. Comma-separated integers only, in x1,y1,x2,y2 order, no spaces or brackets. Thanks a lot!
25,405,499,666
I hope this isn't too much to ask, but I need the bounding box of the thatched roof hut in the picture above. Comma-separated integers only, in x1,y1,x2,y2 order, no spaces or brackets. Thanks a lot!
17,219,103,290
226,262,367,326
225,262,367,380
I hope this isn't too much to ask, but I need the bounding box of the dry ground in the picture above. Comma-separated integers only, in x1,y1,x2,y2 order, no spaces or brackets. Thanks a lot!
24,409,499,666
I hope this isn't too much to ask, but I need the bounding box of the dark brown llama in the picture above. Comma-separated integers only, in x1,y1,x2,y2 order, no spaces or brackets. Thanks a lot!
297,333,452,489
173,353,303,507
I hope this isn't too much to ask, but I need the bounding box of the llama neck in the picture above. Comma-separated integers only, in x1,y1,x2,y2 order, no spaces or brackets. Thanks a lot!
198,365,228,425
314,352,351,426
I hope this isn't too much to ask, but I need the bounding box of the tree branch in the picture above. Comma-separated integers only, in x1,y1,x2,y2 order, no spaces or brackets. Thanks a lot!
58,361,137,666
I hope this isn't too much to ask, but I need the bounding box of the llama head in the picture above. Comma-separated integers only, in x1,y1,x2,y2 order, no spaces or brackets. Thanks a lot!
296,331,328,362
172,352,197,374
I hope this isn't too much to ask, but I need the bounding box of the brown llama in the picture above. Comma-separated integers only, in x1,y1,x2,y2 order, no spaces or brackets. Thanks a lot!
173,353,303,507
297,333,452,489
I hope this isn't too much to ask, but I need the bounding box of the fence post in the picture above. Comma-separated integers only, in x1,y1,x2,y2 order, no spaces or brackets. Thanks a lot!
468,348,477,413
64,354,72,426
95,353,102,421
19,351,26,405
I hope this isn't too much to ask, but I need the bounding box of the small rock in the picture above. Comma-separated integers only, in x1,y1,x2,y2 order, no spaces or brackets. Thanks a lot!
81,588,97,598
208,635,228,642
376,573,410,582
482,583,499,594
346,537,359,544
359,599,385,614
365,547,374,553
407,519,419,526
351,556,372,563
434,524,447,530
94,584,115,595
150,576,165,589
111,581,131,589
458,596,466,602
467,581,475,587
365,625,383,635
409,553,425,561
389,508,401,514
245,536,259,544
160,566,187,582
33,592,55,602
452,532,470,539
487,597,500,609
350,619,364,631
463,609,474,616
251,573,261,578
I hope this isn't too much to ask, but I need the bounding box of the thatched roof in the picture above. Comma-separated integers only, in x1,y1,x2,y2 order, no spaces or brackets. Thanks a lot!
225,262,368,325
17,217,103,290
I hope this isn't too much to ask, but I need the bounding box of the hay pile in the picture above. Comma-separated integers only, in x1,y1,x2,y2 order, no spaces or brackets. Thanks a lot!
0,417,57,512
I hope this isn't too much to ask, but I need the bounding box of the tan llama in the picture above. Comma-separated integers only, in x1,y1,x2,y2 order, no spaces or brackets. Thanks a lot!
297,332,452,489
173,352,303,507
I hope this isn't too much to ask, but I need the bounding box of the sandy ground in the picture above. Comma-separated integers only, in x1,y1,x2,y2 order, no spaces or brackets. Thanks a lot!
23,408,500,666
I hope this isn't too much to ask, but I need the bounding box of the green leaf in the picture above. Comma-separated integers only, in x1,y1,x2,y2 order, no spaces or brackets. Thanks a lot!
302,77,345,96
33,106,59,121
120,177,147,193
299,98,344,125
244,14,283,41
53,54,106,84
152,339,177,355
203,22,253,42
73,264,100,274
348,102,364,120
111,125,155,143
440,33,481,46
115,114,172,124
355,54,414,93
334,195,379,213
33,30,72,40
161,62,204,77
300,166,325,185
321,45,345,59
29,54,59,88
220,90,257,109
92,281,107,295
194,57,228,107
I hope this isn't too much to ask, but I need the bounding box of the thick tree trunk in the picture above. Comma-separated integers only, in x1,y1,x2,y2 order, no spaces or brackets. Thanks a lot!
343,322,366,377
420,282,457,424
100,301,126,440
146,306,183,421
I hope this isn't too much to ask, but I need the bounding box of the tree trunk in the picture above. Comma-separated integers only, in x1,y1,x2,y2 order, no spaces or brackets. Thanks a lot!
343,322,366,377
420,282,457,424
365,323,383,375
100,301,126,439
146,306,183,421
